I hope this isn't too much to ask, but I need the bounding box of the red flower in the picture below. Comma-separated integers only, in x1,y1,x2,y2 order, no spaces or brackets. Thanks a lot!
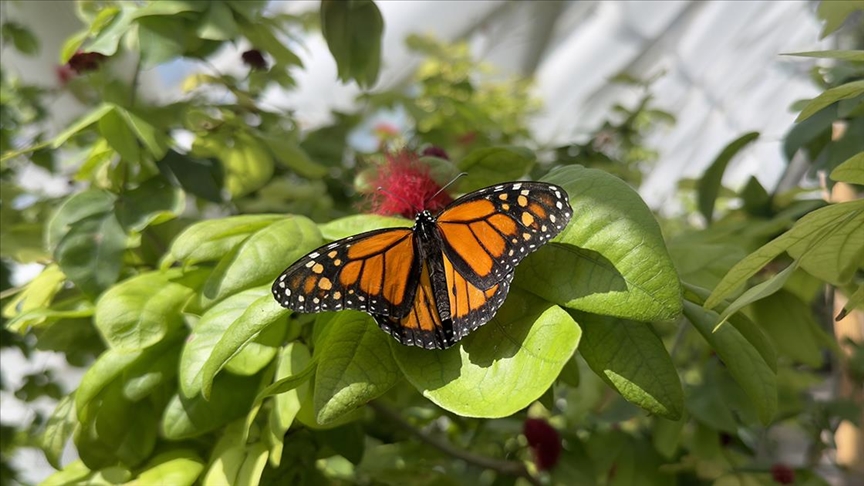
770,463,795,484
67,51,107,74
365,150,453,218
523,418,562,471
241,49,268,70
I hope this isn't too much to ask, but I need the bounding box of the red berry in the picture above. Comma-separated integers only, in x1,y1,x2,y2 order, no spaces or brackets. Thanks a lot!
770,463,795,484
523,418,561,471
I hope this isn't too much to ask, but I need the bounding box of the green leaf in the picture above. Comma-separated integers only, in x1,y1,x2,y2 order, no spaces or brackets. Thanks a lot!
668,241,748,291
199,216,320,308
203,441,269,486
40,394,77,469
394,289,580,417
180,287,270,398
683,300,777,424
816,0,864,39
95,268,205,351
201,293,289,399
41,460,91,486
684,283,777,372
2,264,65,320
796,80,864,123
55,211,127,298
76,348,142,421
89,383,158,467
751,290,825,367
261,136,328,179
155,150,225,203
697,132,760,224
128,450,206,486
456,146,535,192
116,107,170,159
313,311,400,425
115,177,185,232
830,151,864,185
136,17,188,68
574,311,683,419
707,200,864,307
320,0,383,88
166,214,284,267
122,338,182,401
197,2,238,40
2,22,40,55
652,417,685,459
46,188,115,251
318,214,411,241
222,133,275,197
98,107,140,163
517,165,683,321
266,343,312,466
85,6,133,56
714,262,798,330
162,372,260,440
783,50,864,62
836,284,864,320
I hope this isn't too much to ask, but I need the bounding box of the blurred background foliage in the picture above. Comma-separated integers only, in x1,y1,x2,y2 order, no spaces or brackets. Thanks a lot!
1,1,862,486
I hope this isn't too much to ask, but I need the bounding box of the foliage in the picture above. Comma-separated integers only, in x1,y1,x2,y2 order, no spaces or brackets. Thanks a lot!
0,1,861,486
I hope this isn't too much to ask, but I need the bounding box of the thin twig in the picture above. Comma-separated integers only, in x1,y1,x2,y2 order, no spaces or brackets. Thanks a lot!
369,401,540,486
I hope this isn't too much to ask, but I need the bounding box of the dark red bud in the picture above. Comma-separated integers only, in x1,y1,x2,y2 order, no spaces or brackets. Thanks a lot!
421,146,450,160
241,49,268,71
67,51,107,74
523,418,561,471
770,463,795,484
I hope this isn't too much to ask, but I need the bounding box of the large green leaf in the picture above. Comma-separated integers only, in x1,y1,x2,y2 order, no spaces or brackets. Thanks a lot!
128,450,205,486
95,268,206,351
222,133,274,198
750,290,826,367
320,0,383,88
830,151,864,185
51,104,114,149
115,178,184,232
162,372,261,440
55,211,127,298
683,301,777,424
262,136,328,179
201,293,289,399
41,394,77,469
266,343,312,466
575,311,683,419
166,214,284,267
707,200,864,307
46,189,115,251
313,311,400,425
517,165,682,321
87,383,158,467
180,287,272,398
393,289,580,417
2,264,65,321
796,80,864,122
155,150,224,203
202,441,269,486
98,107,141,163
455,146,535,192
199,216,321,308
697,132,760,224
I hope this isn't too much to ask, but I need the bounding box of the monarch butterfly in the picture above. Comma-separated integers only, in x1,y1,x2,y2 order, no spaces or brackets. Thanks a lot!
271,181,573,349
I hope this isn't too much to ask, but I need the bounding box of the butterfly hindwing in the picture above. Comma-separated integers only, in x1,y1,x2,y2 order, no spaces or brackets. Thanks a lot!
435,182,572,289
271,228,419,317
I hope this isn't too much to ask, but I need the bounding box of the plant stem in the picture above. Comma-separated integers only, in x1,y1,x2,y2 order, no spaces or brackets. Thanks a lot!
369,401,540,485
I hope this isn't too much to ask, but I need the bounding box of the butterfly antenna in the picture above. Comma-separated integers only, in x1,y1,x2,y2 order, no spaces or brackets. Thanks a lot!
426,172,467,206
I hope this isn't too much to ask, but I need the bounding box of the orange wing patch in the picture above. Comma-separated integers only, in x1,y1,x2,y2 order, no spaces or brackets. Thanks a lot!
372,263,446,349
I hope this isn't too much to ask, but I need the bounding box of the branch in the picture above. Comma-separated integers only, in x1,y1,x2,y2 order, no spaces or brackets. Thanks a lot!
369,401,540,485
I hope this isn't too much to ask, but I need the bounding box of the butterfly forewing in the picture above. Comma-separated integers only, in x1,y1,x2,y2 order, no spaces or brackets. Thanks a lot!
435,182,572,289
271,228,419,317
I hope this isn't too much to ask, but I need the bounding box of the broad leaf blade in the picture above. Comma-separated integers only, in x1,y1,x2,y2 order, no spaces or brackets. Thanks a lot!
575,311,683,420
697,132,760,224
394,289,581,418
518,165,682,321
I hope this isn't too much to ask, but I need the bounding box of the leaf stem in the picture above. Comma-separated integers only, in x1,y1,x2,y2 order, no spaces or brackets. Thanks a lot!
368,401,540,485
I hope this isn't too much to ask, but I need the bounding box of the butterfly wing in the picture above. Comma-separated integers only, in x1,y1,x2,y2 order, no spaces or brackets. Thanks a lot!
272,228,419,317
372,260,514,350
435,182,572,289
